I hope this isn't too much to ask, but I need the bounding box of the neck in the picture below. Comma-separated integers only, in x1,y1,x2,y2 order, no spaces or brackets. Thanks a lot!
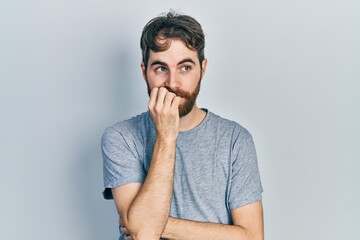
179,105,206,132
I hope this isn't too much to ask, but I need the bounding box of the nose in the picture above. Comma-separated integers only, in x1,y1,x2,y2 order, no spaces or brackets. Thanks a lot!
165,70,180,90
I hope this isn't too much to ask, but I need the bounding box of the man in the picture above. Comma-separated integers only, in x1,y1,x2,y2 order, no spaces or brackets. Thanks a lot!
102,10,264,240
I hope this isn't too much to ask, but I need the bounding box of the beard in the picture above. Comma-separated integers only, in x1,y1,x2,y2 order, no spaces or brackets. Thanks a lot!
146,78,201,117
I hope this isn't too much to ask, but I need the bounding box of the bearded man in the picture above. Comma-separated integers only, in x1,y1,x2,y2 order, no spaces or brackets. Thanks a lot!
102,10,264,240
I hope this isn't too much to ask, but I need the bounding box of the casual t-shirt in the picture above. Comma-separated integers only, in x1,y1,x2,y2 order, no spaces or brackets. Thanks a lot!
102,109,263,225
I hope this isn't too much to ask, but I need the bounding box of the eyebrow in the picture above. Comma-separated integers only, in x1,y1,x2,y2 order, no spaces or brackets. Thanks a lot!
150,58,196,67
178,58,196,65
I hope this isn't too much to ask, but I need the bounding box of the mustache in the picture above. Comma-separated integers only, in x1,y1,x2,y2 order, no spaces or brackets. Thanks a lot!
163,86,192,99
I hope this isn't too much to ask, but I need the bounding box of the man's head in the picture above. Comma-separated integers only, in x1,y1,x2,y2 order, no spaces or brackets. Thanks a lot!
140,10,205,70
140,11,207,117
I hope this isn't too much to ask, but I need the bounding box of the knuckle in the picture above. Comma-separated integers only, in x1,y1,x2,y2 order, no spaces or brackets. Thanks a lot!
159,87,167,93
147,103,154,111
154,105,162,113
168,92,176,97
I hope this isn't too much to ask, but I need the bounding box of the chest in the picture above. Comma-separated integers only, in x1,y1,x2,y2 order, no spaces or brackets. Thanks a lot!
142,136,234,223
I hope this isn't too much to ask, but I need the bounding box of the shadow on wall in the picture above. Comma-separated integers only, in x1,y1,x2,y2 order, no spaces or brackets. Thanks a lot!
70,49,143,239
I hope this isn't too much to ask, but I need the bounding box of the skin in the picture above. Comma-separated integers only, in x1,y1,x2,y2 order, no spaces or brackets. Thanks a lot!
112,39,264,240
143,38,208,131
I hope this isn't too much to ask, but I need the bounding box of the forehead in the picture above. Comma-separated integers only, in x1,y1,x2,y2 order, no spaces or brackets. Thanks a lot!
148,39,199,65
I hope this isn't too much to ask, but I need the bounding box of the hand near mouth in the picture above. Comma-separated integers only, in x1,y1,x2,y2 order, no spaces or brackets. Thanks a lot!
148,87,182,141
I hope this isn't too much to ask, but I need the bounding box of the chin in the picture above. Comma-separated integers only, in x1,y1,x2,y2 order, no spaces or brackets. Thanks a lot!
179,103,195,118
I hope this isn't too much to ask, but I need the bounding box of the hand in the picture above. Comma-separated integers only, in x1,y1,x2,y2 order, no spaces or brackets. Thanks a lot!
119,216,169,240
148,87,182,141
119,216,133,240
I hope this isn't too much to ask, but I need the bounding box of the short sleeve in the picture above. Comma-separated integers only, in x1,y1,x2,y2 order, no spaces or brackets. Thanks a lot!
101,126,146,199
228,129,263,209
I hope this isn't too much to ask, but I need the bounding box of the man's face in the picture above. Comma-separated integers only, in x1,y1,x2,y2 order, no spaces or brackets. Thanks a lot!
142,39,207,117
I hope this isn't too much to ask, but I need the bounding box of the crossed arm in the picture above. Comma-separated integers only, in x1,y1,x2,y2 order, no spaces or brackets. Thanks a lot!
162,203,264,240
113,182,263,240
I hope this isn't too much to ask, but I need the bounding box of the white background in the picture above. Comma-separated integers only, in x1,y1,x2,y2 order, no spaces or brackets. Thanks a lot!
1,0,359,239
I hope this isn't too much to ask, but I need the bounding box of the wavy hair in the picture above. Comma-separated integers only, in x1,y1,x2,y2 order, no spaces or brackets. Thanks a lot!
140,10,205,68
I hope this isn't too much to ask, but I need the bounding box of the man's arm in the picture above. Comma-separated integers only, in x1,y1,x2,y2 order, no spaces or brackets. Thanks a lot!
112,87,181,240
161,200,264,240
120,200,263,240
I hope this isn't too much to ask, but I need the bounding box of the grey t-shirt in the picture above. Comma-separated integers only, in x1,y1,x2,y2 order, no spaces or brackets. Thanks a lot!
102,110,263,225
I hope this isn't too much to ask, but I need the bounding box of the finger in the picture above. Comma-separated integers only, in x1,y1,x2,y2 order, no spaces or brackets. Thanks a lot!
154,87,168,111
164,91,176,108
119,217,123,226
157,87,168,104
148,87,159,109
172,96,182,109
125,235,133,240
122,226,130,235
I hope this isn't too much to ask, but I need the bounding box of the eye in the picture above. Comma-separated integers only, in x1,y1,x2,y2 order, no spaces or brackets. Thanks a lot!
181,65,191,72
156,66,167,73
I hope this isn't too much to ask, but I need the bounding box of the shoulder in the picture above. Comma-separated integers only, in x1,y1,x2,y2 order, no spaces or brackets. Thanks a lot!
207,111,253,141
102,111,151,145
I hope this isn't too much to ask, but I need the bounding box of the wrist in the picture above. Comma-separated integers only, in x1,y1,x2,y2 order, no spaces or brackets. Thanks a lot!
156,133,178,144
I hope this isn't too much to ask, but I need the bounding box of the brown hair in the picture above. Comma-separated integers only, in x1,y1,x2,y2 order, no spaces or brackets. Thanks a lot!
140,10,205,68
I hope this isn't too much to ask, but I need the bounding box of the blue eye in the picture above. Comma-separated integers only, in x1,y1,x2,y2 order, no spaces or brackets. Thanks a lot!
181,66,191,72
156,66,167,73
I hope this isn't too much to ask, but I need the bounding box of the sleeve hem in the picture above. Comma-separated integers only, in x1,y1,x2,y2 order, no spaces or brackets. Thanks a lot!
229,189,263,210
102,178,145,200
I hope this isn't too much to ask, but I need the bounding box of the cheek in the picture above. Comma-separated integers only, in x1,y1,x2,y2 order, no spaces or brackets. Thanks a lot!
181,73,200,88
146,72,165,88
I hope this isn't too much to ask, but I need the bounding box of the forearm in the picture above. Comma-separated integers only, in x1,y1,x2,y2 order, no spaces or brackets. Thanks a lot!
127,138,176,239
162,217,251,240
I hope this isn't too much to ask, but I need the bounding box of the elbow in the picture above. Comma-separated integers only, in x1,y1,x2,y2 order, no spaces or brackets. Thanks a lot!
124,213,162,240
131,234,160,240
126,225,160,240
123,225,159,240
247,231,264,240
126,228,160,240
235,226,263,240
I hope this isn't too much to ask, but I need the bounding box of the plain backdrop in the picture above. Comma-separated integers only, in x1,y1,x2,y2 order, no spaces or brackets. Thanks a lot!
1,0,359,239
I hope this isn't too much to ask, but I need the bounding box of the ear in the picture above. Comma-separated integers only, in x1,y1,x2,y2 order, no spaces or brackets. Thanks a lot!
201,58,208,77
141,62,147,81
